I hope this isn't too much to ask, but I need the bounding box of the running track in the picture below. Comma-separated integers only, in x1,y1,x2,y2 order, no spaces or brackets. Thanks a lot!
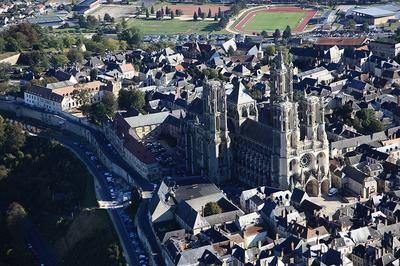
235,7,317,34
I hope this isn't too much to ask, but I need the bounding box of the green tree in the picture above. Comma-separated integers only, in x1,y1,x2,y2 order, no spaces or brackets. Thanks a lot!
150,5,154,14
67,49,84,64
88,102,108,124
218,7,222,18
53,54,69,68
208,8,212,18
104,13,112,22
283,25,292,39
118,27,142,49
146,8,150,19
346,19,356,30
90,68,98,81
203,202,222,216
170,12,174,19
102,91,117,118
118,88,145,112
265,45,276,56
273,29,281,40
193,11,198,21
4,123,26,152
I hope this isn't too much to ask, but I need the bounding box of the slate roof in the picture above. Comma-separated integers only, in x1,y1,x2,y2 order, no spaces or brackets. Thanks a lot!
124,112,171,128
342,165,368,184
227,82,254,105
239,119,272,146
26,85,63,103
175,201,209,230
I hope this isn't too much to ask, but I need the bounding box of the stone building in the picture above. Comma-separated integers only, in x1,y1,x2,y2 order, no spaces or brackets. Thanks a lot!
182,53,330,196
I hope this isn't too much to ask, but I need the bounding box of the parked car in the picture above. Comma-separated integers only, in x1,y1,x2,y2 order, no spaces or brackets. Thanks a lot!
328,187,338,197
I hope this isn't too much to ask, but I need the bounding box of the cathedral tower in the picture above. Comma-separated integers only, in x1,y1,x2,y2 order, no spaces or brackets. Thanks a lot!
271,53,330,196
202,80,231,184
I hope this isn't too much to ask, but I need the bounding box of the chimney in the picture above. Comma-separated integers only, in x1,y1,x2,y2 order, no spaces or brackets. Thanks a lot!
385,219,388,226
276,233,280,240
291,241,295,251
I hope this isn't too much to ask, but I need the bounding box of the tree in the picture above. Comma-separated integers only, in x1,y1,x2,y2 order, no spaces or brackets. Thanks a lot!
265,45,276,56
362,22,369,32
67,49,84,64
170,12,174,19
88,102,108,124
165,6,170,15
208,8,212,18
53,54,69,68
118,27,142,48
346,19,356,30
227,46,235,56
104,13,112,22
198,7,202,18
193,11,198,21
90,68,98,81
146,8,149,19
150,5,154,14
218,7,222,18
74,88,91,106
261,30,268,38
203,202,222,216
118,88,145,112
102,91,117,118
6,202,27,228
273,29,281,40
214,14,218,21
4,123,26,151
355,108,384,134
283,25,292,39
103,37,119,52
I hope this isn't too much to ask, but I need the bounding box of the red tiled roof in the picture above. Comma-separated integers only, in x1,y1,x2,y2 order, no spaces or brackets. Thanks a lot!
315,37,368,47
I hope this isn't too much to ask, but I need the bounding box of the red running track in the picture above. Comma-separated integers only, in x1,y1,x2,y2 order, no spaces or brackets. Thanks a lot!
235,7,317,34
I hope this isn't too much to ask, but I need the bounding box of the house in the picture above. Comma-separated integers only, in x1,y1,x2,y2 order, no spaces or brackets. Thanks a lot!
118,63,136,79
369,39,400,59
342,165,377,198
24,81,106,113
314,37,369,50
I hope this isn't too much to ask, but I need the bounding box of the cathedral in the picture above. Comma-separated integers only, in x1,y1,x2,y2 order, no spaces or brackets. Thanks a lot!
181,53,330,196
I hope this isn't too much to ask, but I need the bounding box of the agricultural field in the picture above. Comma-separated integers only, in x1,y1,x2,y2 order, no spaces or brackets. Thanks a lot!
127,18,227,35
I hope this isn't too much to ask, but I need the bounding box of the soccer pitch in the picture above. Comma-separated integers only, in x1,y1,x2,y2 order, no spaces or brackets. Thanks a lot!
242,11,308,32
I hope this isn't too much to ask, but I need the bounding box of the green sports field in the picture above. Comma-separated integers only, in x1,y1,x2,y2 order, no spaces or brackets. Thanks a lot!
243,12,308,31
127,19,227,35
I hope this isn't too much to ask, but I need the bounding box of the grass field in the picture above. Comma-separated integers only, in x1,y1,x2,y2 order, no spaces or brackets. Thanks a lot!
128,18,227,35
243,11,308,31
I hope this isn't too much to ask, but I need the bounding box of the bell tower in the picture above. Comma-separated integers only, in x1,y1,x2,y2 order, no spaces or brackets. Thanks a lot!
202,79,231,184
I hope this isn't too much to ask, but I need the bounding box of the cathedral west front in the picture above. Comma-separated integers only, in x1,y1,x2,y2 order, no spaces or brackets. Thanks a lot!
181,53,330,197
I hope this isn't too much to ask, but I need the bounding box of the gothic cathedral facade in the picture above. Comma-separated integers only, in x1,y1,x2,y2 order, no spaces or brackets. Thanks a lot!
182,53,330,196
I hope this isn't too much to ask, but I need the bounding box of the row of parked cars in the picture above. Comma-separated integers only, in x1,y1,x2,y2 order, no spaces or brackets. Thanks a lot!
80,141,149,266
143,33,246,44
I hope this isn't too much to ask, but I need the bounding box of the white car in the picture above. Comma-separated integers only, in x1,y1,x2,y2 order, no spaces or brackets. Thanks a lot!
328,188,338,197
